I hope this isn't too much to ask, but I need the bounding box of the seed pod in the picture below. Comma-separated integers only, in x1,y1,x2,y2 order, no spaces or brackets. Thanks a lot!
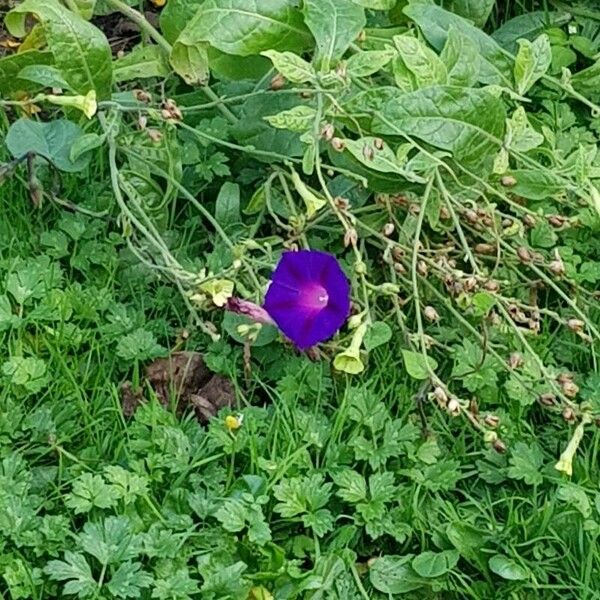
475,243,496,255
501,175,517,187
447,398,460,416
548,214,567,228
147,128,162,143
517,246,532,263
391,247,404,261
344,228,358,248
134,89,152,103
539,393,557,406
382,222,395,237
394,262,406,275
331,137,345,152
549,256,565,276
562,380,579,398
522,214,536,228
373,137,384,150
508,352,523,369
493,438,507,453
464,209,479,224
557,372,573,384
464,277,478,292
484,279,500,293
320,123,334,141
433,386,448,407
417,260,428,277
334,196,350,210
408,203,421,215
362,144,374,161
484,414,500,428
423,305,439,322
270,73,286,90
502,218,513,228
439,205,451,220
567,318,585,333
562,407,576,423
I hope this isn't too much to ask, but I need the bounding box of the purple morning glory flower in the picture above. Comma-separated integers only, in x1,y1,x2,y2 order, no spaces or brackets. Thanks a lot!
264,250,351,350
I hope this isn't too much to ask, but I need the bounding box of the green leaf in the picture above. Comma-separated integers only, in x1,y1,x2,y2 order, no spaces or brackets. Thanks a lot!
179,0,310,57
223,312,278,347
159,0,203,44
170,37,209,85
351,0,394,8
18,64,72,90
401,350,438,380
209,48,271,80
261,49,314,83
441,26,480,87
506,106,544,152
0,50,55,96
6,118,91,173
107,562,153,599
69,0,96,20
530,221,557,248
412,550,459,578
103,465,149,504
507,441,544,485
264,105,317,132
514,34,551,95
471,291,496,316
70,133,104,162
303,0,366,66
0,295,20,331
44,552,96,598
346,48,395,78
215,181,241,227
488,554,530,581
508,169,564,200
116,329,166,362
444,0,494,27
404,3,513,86
114,44,170,82
369,555,424,594
393,34,447,89
2,357,48,394
5,0,112,98
153,569,200,599
373,86,506,170
78,516,139,565
333,469,367,503
363,321,392,351
492,11,569,53
65,473,119,513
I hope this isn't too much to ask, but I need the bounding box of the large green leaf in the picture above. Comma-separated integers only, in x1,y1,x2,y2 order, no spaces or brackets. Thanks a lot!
159,0,204,44
5,0,112,99
6,119,91,173
0,50,54,96
492,11,569,53
113,45,170,83
303,0,365,66
444,0,494,27
178,0,310,57
372,86,506,169
404,3,513,87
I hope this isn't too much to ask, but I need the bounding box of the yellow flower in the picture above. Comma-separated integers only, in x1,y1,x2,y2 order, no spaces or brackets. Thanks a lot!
225,414,243,431
199,279,234,307
333,322,367,375
45,90,97,119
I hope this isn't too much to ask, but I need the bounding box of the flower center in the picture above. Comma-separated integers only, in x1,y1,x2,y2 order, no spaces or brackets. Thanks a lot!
298,284,329,311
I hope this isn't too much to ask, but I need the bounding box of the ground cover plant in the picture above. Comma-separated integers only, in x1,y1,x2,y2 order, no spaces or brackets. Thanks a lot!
1,0,600,597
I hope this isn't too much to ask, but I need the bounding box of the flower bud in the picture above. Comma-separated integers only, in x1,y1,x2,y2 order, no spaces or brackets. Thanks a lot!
439,206,451,220
355,261,367,275
147,128,162,143
484,430,498,443
549,257,565,277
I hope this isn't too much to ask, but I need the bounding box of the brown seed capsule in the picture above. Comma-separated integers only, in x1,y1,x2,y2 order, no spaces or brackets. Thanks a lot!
334,196,350,210
484,279,500,293
567,318,585,333
475,243,496,255
548,214,568,228
439,205,451,220
484,414,500,428
161,98,182,121
562,407,576,423
320,123,334,141
493,438,507,453
382,222,395,237
394,262,407,275
549,258,565,277
373,137,384,150
562,381,579,398
417,260,428,277
464,209,479,224
423,305,440,322
447,398,461,416
557,372,573,384
344,228,358,248
522,214,536,228
501,175,517,187
362,145,374,161
433,386,448,407
464,277,478,292
502,218,513,228
408,203,421,215
146,128,163,143
331,137,345,152
508,352,523,369
138,115,147,130
391,247,404,261
270,73,286,90
134,89,152,103
517,246,532,263
539,393,557,406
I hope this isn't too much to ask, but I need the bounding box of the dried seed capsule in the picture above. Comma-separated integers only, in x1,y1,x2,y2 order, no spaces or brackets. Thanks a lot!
362,144,374,161
522,214,536,228
464,209,479,224
439,205,451,220
417,260,428,277
134,89,152,103
484,279,500,293
423,305,439,322
484,414,500,428
394,262,407,275
548,214,568,228
475,243,496,255
464,277,478,292
539,393,557,406
549,257,565,276
391,247,404,261
447,398,460,416
501,175,517,187
517,246,532,263
334,196,350,210
562,381,579,398
493,438,507,453
331,137,345,152
508,352,523,369
270,73,286,90
382,223,395,237
557,372,573,384
147,128,162,143
344,228,358,248
562,407,576,423
433,386,448,407
373,137,384,150
320,123,334,141
567,318,585,333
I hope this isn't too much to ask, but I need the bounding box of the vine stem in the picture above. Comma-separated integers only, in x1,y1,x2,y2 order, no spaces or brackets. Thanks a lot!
102,0,238,124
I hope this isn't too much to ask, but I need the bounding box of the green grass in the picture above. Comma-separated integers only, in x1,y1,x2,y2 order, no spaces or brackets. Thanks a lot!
1,167,600,600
